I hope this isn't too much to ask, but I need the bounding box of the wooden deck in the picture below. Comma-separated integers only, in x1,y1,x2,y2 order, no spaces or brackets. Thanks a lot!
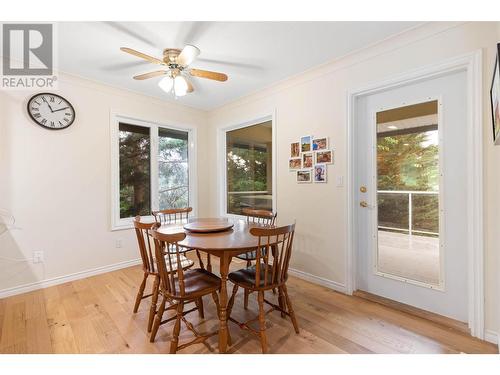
0,257,496,354
378,230,440,285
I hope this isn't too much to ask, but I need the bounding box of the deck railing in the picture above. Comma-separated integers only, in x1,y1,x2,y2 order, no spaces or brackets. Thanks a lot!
377,190,439,236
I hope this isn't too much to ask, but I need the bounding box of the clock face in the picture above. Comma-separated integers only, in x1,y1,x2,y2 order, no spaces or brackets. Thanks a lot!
27,93,75,130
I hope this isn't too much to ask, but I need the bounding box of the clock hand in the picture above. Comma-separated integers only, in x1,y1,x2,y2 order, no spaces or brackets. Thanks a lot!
52,106,69,113
41,96,54,112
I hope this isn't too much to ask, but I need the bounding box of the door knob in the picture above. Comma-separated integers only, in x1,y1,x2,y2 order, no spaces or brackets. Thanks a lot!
360,186,367,193
360,201,368,208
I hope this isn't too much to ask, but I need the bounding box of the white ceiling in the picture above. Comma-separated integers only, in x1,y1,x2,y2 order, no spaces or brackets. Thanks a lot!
57,22,422,110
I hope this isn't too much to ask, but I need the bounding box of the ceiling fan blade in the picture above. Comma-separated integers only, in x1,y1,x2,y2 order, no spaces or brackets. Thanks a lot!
120,47,164,65
177,45,200,67
133,70,167,80
189,68,228,82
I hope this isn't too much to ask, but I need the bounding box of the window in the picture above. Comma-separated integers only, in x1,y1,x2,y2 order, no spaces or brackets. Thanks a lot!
158,128,189,210
225,120,273,215
112,116,195,229
119,123,151,218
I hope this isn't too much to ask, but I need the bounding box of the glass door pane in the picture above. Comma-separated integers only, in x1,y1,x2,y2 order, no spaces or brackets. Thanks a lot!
376,101,440,286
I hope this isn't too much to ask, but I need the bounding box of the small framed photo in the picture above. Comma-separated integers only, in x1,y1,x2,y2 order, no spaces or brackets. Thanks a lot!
297,169,312,183
302,152,313,168
313,164,327,183
289,157,302,170
312,137,328,151
315,150,333,164
290,142,300,157
300,135,312,152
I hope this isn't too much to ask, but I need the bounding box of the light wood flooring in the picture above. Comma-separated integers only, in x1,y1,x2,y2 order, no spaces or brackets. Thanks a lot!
0,260,497,354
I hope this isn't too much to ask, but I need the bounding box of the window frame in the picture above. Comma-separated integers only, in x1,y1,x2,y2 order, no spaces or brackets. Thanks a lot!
217,112,277,220
110,112,197,231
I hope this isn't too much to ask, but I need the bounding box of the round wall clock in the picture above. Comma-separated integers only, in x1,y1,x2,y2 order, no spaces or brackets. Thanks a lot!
27,93,76,130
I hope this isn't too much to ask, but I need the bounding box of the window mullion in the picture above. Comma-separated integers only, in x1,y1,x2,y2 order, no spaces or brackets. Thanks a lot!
150,124,159,212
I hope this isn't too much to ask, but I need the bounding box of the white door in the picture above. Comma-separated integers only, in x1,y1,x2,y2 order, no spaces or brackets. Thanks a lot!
354,70,468,322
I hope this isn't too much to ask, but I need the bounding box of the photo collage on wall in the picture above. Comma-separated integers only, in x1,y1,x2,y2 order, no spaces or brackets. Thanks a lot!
289,135,333,183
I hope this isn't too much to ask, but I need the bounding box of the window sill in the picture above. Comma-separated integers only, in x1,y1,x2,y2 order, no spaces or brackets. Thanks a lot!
111,215,155,231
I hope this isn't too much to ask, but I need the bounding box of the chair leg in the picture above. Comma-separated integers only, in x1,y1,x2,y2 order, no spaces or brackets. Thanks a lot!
282,284,299,334
133,273,148,313
226,284,239,347
243,259,252,309
147,275,160,332
277,286,286,318
150,295,166,342
257,291,268,354
195,250,205,270
170,301,184,354
195,297,204,319
244,289,250,310
206,255,212,272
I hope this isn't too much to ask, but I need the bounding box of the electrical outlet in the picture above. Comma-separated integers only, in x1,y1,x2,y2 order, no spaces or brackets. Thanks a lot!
115,239,122,248
33,251,44,264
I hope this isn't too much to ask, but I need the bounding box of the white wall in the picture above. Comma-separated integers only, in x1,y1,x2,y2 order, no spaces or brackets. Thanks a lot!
206,22,500,333
0,73,209,293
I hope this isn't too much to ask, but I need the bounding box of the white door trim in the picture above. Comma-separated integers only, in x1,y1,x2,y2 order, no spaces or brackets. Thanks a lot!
346,50,484,338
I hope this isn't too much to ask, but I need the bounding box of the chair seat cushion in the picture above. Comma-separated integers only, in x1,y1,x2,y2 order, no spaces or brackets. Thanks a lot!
228,265,275,289
172,268,221,297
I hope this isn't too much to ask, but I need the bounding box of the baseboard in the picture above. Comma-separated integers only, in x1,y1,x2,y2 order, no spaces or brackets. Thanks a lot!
0,258,142,299
353,290,470,334
288,267,346,294
484,329,498,346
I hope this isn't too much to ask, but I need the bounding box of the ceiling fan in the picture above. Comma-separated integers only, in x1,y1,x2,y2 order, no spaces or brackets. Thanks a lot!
120,45,228,97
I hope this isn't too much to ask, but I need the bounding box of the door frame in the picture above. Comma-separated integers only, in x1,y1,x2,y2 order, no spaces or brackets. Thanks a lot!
346,50,484,338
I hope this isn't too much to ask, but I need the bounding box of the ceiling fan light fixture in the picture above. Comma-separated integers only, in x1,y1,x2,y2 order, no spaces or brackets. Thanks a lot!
158,75,174,93
173,75,189,97
177,45,200,67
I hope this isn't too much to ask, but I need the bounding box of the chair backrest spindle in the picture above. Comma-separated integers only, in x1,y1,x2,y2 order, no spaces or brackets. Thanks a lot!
250,224,295,289
242,208,277,226
133,216,159,274
152,207,193,226
152,229,188,298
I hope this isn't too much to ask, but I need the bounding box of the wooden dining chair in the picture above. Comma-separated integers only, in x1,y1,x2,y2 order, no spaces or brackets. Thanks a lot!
236,208,277,309
152,207,211,271
132,217,197,333
226,224,299,354
150,228,221,353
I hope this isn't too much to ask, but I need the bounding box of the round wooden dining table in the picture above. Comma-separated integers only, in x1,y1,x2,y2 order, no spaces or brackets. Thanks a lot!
156,217,267,354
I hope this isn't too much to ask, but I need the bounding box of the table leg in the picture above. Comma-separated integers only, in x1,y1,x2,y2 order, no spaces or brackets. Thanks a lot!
218,253,231,353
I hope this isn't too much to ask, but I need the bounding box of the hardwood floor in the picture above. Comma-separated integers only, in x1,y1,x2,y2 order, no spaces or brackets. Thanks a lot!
0,260,497,354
